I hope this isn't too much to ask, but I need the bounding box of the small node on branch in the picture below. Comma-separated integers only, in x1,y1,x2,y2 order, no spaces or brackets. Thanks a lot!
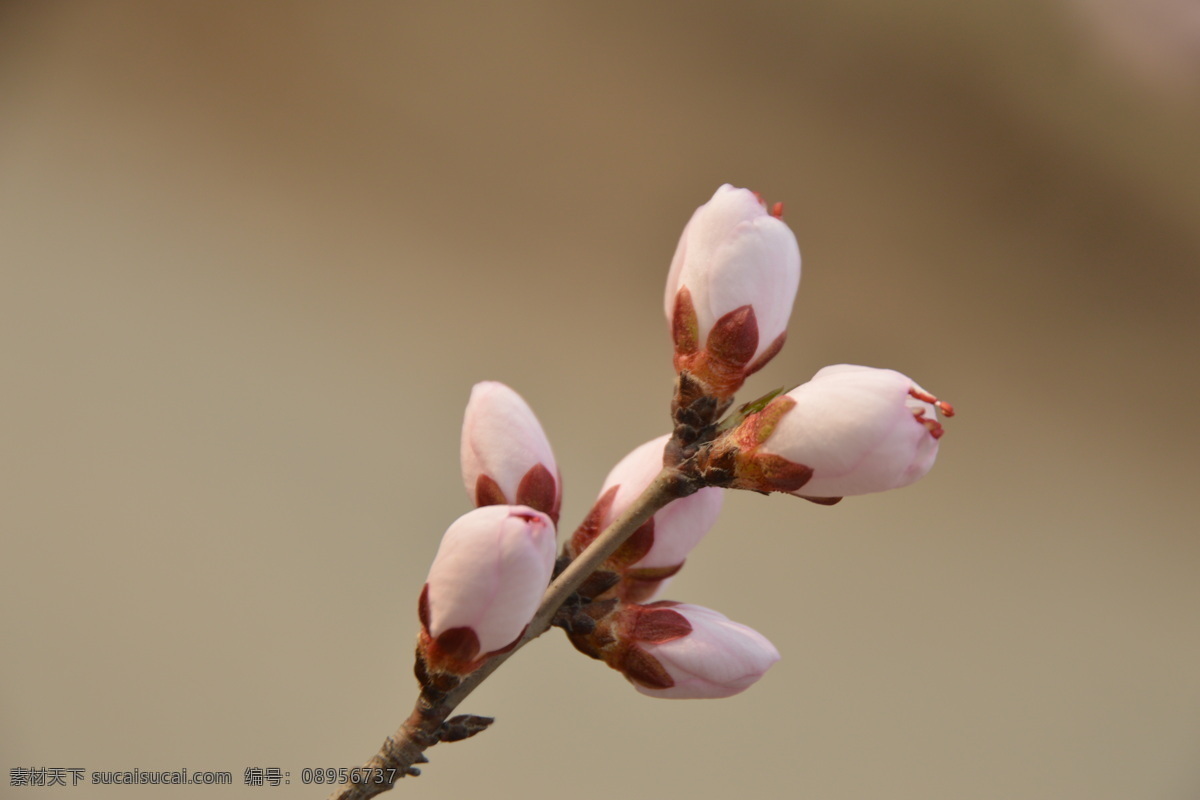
576,569,621,601
552,608,596,635
687,443,738,488
669,371,732,453
414,650,461,703
550,566,621,633
437,714,495,743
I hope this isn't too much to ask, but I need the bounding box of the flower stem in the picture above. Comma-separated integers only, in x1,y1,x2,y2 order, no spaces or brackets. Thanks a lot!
327,467,688,800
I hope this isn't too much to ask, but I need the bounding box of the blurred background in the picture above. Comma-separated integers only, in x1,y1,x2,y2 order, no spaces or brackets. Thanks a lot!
3,2,1198,798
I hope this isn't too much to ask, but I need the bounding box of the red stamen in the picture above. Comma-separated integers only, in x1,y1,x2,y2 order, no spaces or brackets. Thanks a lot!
770,201,784,218
752,190,767,208
909,387,955,417
911,407,945,439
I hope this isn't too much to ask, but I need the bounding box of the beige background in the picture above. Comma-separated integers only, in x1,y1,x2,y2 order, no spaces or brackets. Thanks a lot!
3,2,1199,799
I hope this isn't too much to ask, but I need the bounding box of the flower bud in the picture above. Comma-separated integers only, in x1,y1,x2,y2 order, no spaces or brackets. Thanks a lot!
665,184,801,399
417,505,556,677
608,602,780,699
568,435,723,602
461,381,561,523
725,364,955,501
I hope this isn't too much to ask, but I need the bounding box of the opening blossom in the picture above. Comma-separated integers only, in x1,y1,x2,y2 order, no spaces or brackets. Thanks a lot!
461,381,562,524
716,364,955,503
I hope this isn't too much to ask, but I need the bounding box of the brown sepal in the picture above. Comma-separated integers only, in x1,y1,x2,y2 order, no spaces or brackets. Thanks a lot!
734,395,797,448
618,645,675,690
516,462,560,524
607,517,655,569
566,629,605,660
568,486,618,557
671,305,762,400
736,453,814,493
418,584,432,631
800,495,844,505
743,330,787,378
473,474,507,508
432,626,481,667
629,605,693,644
706,304,759,368
670,286,701,356
623,562,683,584
672,307,753,400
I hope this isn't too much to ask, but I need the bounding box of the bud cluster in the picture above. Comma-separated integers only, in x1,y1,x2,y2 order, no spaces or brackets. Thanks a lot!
410,183,954,713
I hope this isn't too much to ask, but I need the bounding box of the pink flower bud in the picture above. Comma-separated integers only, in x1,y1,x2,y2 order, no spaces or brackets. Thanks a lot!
418,505,556,676
727,364,955,501
461,381,561,523
568,435,723,601
611,602,780,699
665,184,801,398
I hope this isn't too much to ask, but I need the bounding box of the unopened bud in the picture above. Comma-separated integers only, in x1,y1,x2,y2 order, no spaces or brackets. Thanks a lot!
417,505,556,677
607,602,780,699
461,381,562,523
664,184,801,399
